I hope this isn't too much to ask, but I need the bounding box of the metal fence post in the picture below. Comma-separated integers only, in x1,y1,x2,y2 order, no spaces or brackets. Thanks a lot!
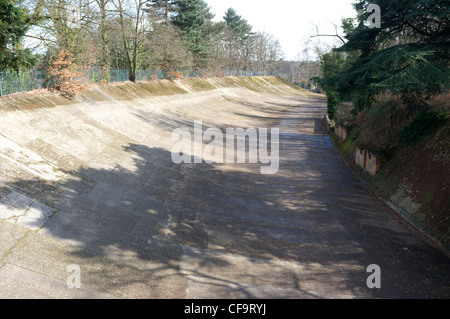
18,71,22,92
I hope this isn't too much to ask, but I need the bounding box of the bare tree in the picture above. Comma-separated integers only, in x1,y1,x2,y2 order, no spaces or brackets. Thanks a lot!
93,0,112,69
111,0,151,82
143,20,193,74
24,0,99,66
251,31,282,74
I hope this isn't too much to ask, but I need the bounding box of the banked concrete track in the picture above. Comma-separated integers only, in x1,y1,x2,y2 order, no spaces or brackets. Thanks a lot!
0,77,449,298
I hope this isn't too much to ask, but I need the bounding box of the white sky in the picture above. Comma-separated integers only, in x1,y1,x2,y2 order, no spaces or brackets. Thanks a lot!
205,0,357,61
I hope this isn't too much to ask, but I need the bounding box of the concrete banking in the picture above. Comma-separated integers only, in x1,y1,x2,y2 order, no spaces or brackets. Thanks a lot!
0,76,448,299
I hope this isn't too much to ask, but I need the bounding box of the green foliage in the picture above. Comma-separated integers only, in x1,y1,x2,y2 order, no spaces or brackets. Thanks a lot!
317,47,361,117
401,110,448,146
319,51,347,81
332,44,450,107
317,39,360,117
224,8,252,42
351,92,375,113
147,0,177,20
330,0,450,110
0,0,38,71
326,91,340,120
172,0,208,31
318,50,355,97
0,0,28,47
350,127,361,141
171,0,214,68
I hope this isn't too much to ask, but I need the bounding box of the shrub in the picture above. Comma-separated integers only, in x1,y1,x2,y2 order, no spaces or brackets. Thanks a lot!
357,93,413,155
165,70,183,80
352,93,375,113
47,49,86,97
401,110,448,146
334,102,354,127
428,93,450,113
326,91,340,120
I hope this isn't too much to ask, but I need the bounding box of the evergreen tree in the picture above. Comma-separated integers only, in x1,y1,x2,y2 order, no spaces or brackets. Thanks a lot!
171,0,214,68
316,18,359,118
224,8,252,42
325,0,450,112
0,0,38,71
147,0,177,21
222,8,253,71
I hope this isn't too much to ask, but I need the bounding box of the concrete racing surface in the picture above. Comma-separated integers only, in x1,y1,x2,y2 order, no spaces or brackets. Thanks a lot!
0,77,448,298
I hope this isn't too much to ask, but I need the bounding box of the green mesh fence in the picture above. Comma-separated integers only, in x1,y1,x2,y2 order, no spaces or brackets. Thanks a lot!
0,68,278,97
0,70,45,96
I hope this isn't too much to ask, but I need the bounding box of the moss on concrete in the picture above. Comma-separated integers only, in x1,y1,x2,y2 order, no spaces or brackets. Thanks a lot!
1,76,312,112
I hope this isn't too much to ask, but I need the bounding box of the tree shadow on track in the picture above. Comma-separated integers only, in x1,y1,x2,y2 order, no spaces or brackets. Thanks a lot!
0,97,449,299
0,140,367,298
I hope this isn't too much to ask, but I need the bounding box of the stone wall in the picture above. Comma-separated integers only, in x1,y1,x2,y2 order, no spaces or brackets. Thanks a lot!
355,147,384,176
335,125,347,140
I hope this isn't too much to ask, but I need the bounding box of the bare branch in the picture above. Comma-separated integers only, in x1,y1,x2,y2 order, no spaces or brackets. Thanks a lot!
310,23,346,45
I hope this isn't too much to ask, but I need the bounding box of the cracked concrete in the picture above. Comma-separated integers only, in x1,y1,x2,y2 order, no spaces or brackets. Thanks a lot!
0,190,54,230
0,77,448,299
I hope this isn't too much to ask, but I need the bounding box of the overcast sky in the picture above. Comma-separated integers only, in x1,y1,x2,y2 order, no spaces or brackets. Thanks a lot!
206,0,357,61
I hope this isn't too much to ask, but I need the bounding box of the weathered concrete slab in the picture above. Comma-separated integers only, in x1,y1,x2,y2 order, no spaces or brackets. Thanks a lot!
180,246,362,299
0,191,54,230
0,79,449,299
3,230,187,298
0,263,118,299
